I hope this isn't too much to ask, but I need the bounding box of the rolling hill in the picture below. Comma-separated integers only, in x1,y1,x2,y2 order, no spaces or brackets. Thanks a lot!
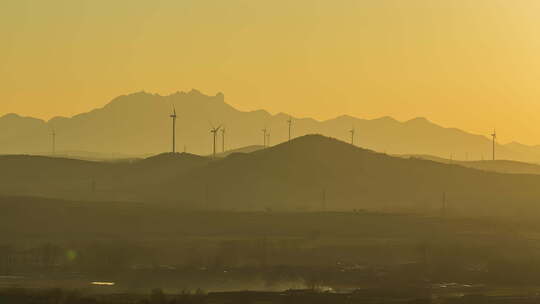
213,145,265,158
403,154,540,175
1,135,540,217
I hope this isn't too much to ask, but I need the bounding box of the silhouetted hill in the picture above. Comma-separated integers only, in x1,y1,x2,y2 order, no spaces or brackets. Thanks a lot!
143,134,540,215
129,152,209,184
403,154,540,175
140,152,208,165
0,152,208,201
0,155,126,200
2,135,540,216
214,145,265,158
3,90,540,162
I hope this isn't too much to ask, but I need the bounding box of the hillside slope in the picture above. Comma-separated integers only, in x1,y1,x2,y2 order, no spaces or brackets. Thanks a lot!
2,135,538,216
144,135,540,216
404,154,540,175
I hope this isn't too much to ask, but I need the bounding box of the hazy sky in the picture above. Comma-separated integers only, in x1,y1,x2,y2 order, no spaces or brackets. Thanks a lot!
2,0,540,144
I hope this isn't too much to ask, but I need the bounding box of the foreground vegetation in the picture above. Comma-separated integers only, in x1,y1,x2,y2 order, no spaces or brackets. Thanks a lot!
5,287,540,304
3,196,540,294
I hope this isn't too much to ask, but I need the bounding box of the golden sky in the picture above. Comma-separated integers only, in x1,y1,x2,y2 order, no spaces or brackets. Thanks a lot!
2,0,540,144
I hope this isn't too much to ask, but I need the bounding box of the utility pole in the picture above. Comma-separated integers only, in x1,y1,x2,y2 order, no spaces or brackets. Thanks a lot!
441,192,446,219
349,128,355,145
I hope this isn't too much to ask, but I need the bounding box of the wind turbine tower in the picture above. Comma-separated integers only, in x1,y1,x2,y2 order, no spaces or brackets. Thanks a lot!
210,125,222,159
287,116,293,141
170,107,177,153
262,128,268,147
221,127,226,153
266,132,271,147
349,127,355,145
491,129,496,161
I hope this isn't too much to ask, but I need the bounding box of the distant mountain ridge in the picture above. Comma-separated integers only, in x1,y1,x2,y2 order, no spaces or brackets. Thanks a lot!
2,89,540,162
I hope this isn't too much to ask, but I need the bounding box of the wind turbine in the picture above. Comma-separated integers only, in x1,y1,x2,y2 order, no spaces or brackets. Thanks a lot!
349,127,355,145
210,124,222,159
287,116,293,141
170,107,177,153
262,127,268,147
221,127,226,153
491,129,496,161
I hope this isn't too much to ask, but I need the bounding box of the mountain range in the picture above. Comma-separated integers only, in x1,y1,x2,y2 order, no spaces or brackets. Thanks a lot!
2,89,540,163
